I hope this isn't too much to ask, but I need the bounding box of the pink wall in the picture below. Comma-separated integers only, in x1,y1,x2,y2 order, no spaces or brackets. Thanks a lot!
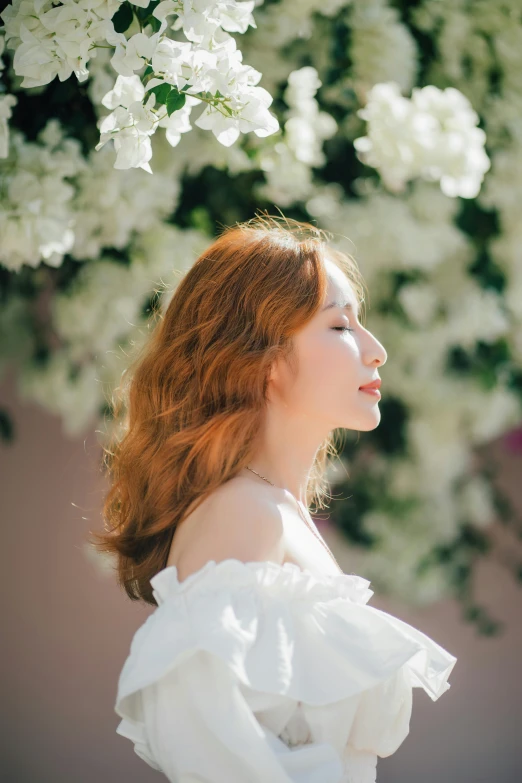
1,365,521,783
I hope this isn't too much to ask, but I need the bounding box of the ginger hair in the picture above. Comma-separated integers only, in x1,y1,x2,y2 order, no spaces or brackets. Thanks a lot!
88,212,367,605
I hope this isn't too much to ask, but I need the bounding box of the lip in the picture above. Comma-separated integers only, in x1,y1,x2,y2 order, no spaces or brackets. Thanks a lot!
359,387,381,398
359,379,381,390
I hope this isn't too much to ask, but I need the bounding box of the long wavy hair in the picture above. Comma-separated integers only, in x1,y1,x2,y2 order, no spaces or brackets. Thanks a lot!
89,212,368,605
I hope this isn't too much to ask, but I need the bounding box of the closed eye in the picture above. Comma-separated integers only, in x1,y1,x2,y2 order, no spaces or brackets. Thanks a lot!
332,326,354,332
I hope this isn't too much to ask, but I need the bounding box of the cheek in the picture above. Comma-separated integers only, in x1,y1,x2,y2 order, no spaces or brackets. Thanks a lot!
299,332,359,391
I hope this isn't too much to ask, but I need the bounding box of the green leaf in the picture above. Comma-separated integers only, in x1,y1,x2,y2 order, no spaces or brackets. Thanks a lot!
112,2,134,34
143,65,154,79
136,1,161,21
464,605,481,622
135,4,150,20
148,16,162,33
189,206,214,235
166,89,186,115
150,83,172,105
479,618,503,637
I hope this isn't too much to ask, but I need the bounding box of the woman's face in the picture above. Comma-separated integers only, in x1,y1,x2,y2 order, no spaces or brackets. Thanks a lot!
269,259,387,432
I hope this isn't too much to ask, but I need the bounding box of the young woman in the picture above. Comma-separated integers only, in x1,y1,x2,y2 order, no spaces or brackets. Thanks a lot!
93,214,457,783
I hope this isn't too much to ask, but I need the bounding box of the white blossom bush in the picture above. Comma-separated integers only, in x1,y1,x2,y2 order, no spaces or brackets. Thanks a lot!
1,0,522,635
0,0,280,171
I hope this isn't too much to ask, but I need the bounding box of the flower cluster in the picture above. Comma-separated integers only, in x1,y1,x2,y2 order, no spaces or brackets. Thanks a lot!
354,81,491,197
349,0,418,97
254,65,337,206
0,0,280,170
0,0,120,87
0,120,87,271
0,117,184,272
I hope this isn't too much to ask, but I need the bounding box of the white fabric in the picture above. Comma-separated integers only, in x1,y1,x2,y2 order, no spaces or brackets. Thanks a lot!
115,559,457,783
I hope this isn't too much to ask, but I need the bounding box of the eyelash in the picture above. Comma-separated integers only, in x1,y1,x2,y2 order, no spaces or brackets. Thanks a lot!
332,326,354,333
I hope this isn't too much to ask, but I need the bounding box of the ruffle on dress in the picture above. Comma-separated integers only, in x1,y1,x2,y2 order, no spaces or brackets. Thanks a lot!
115,559,457,783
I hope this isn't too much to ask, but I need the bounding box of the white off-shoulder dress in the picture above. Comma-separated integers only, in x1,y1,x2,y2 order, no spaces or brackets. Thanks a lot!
115,559,457,783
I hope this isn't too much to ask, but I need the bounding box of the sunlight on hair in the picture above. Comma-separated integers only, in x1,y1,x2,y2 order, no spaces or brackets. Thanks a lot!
88,210,368,605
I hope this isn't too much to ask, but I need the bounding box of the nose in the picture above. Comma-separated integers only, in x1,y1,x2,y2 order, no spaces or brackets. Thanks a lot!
363,330,387,367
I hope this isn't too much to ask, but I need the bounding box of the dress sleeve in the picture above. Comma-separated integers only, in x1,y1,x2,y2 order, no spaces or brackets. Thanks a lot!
117,647,346,783
114,560,457,783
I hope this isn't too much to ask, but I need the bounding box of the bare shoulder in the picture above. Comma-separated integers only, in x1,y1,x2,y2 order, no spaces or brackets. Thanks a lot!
171,476,288,582
210,476,288,556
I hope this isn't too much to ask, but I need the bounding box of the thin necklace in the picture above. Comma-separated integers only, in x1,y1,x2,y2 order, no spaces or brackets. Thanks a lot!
245,466,342,572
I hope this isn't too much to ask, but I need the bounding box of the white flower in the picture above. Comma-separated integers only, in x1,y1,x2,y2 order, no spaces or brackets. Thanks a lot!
17,349,102,437
252,66,336,205
150,37,201,90
408,413,472,493
110,30,164,77
156,94,201,147
70,141,181,260
0,120,87,272
322,186,472,280
458,476,496,530
100,70,144,109
356,503,458,604
255,142,314,206
488,229,522,321
0,0,113,87
51,256,145,359
354,82,491,197
283,67,337,167
183,34,280,146
350,0,418,96
305,182,346,219
86,41,119,112
96,74,157,172
129,222,211,311
479,140,522,232
464,386,522,444
167,0,257,48
195,83,279,146
412,85,491,198
443,283,509,350
397,282,439,327
0,93,17,158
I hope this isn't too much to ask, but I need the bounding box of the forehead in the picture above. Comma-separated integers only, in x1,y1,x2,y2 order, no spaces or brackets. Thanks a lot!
324,263,358,309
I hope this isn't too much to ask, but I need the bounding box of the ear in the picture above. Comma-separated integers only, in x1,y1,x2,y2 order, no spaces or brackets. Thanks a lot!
267,351,283,388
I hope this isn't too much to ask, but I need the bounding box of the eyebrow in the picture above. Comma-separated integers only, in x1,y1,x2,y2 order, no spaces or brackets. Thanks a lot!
321,300,357,314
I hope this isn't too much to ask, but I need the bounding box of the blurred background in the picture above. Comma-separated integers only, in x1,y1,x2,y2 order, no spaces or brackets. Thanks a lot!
2,0,522,781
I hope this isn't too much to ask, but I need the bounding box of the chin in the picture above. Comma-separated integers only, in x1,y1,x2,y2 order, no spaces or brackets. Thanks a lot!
335,418,381,433
331,404,381,432
352,411,381,431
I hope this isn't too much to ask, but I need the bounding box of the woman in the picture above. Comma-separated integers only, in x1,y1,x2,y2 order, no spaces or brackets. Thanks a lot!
92,213,457,783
